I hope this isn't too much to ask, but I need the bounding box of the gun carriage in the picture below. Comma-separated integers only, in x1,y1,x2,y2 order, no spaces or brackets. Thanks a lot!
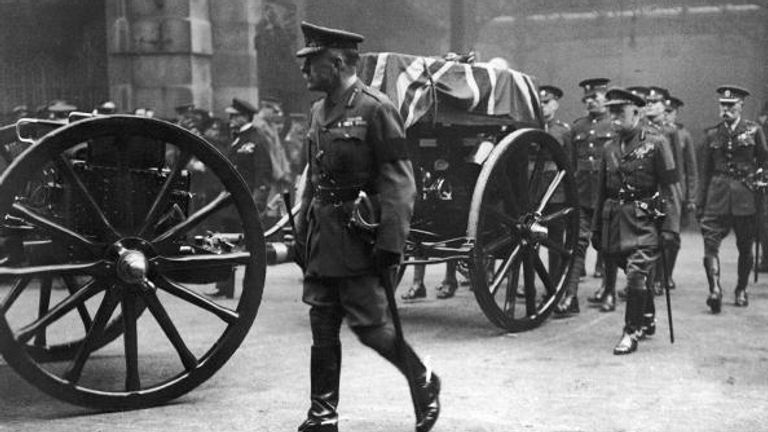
0,52,579,410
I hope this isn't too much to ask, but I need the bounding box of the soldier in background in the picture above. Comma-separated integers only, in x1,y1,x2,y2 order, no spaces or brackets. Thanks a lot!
697,86,767,311
592,87,679,355
645,87,684,294
555,78,615,317
757,103,768,273
47,100,77,120
293,21,439,432
664,96,698,230
538,85,571,279
207,98,272,299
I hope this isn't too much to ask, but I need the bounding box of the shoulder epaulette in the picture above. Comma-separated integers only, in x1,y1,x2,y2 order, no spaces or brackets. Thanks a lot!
360,85,386,103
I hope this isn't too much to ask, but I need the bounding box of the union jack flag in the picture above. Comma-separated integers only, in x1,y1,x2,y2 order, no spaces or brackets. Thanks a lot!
359,52,541,129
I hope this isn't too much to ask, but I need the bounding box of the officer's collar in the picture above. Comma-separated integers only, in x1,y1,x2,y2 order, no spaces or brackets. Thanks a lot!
327,76,360,107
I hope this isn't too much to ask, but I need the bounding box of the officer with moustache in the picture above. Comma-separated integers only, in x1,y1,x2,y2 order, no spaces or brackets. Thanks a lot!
539,85,571,278
697,86,768,311
592,88,680,355
556,78,615,316
293,22,439,432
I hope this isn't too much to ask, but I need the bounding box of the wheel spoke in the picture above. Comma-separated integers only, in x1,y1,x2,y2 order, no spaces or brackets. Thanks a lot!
140,290,198,371
151,252,250,272
10,202,101,253
481,233,516,256
122,291,140,391
137,151,192,238
63,276,94,330
534,170,566,215
538,205,575,225
154,275,240,324
522,250,537,316
489,245,522,296
152,191,233,247
0,276,32,313
532,253,556,298
15,278,103,344
502,257,521,316
54,155,121,241
540,238,572,258
34,277,52,347
64,289,120,384
0,260,111,280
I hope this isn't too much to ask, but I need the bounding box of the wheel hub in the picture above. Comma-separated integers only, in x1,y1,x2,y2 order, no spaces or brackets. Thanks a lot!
116,249,148,284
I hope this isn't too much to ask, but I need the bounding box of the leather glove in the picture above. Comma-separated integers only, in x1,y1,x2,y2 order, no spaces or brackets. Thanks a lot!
591,231,602,252
374,248,401,273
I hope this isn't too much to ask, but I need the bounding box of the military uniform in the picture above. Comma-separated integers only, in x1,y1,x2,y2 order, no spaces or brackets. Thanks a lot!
697,86,767,311
593,87,679,355
555,77,615,316
294,21,439,432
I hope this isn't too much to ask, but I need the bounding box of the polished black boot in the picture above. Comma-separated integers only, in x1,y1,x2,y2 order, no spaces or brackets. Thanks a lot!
734,254,751,307
587,282,606,304
614,276,646,355
641,290,656,338
401,283,427,300
298,345,341,432
703,256,723,314
415,372,441,432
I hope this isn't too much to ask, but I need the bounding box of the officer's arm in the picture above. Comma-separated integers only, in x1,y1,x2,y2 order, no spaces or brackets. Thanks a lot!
681,129,699,206
655,137,680,233
372,101,414,255
696,132,713,211
755,125,768,169
591,148,608,235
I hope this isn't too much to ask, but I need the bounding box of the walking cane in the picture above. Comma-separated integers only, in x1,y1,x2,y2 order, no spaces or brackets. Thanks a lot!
657,232,675,344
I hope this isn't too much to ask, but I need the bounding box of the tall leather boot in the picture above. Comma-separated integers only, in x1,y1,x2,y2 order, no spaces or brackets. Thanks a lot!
703,256,722,313
735,253,752,307
298,345,341,432
614,275,646,355
641,286,656,338
600,259,617,312
386,342,440,432
554,254,583,317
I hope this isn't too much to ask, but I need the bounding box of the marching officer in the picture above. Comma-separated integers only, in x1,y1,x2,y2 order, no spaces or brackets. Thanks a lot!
645,86,684,294
539,85,571,279
665,96,699,231
697,85,768,311
757,104,768,273
293,22,440,432
556,77,615,316
207,98,272,299
592,88,680,355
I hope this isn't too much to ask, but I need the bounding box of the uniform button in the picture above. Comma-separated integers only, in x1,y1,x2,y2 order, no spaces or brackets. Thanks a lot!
589,156,594,161
589,130,595,135
589,143,594,148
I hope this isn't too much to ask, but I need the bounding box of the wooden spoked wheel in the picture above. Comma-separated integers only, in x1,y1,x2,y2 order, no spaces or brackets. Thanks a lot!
467,128,579,332
0,116,265,409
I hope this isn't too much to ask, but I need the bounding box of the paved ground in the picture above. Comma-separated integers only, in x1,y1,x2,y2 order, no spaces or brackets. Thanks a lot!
1,231,768,432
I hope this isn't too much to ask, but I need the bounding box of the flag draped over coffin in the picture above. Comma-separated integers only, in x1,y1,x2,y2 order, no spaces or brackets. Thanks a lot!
358,52,541,129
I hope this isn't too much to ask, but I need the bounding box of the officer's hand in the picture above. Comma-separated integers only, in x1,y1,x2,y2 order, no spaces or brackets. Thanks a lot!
591,231,602,252
374,249,401,272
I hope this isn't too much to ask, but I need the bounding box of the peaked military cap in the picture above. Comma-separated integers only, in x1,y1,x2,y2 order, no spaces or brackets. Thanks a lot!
716,85,750,103
539,85,563,102
578,77,610,98
48,100,77,113
604,87,646,107
175,103,195,114
626,86,650,100
296,21,364,58
647,86,669,102
225,98,258,117
665,96,684,110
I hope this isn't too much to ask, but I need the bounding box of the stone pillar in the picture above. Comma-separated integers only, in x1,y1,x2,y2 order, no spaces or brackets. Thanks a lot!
208,0,261,118
106,0,214,118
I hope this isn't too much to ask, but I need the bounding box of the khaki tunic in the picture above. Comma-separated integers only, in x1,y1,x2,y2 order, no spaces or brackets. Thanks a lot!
296,78,415,278
570,112,616,209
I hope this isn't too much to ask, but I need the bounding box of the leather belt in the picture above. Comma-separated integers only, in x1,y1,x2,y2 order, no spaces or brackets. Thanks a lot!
314,186,367,205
